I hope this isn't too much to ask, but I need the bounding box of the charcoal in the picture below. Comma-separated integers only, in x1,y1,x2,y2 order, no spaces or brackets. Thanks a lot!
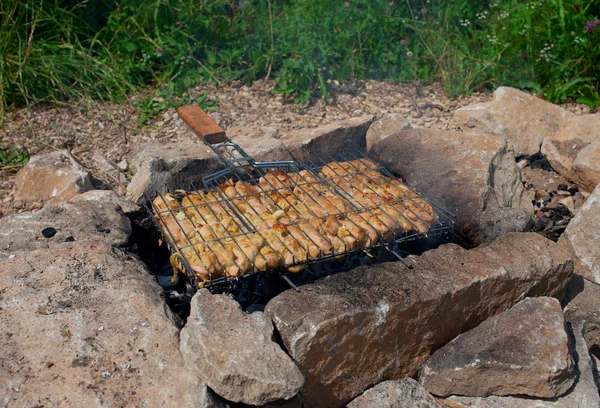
534,217,552,231
558,184,568,191
41,227,57,238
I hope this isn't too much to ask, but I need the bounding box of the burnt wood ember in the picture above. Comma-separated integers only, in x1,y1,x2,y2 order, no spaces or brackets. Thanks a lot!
525,180,587,242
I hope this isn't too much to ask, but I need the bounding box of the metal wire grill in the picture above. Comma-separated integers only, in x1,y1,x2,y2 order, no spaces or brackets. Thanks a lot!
145,151,455,291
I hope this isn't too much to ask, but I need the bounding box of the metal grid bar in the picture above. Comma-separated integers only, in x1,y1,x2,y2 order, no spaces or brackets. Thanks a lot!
147,154,455,289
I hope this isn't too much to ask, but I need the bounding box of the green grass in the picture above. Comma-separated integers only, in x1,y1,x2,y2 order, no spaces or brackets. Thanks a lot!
1,0,599,123
0,145,29,170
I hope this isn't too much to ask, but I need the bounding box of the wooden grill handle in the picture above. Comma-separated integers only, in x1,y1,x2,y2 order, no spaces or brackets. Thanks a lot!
177,104,227,144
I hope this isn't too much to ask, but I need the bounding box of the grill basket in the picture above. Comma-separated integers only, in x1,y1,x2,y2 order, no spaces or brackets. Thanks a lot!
144,105,455,293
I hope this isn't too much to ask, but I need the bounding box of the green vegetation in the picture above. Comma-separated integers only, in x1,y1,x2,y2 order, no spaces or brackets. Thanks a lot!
0,145,29,170
1,0,599,122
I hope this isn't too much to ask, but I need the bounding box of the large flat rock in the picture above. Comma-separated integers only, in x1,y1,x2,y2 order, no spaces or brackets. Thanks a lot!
0,200,131,257
455,87,574,157
348,378,442,408
278,115,373,162
14,150,94,203
265,233,573,408
369,128,533,243
440,323,600,408
127,130,292,202
366,114,412,151
541,114,600,192
419,297,574,398
561,183,600,284
563,274,600,352
0,243,210,407
180,290,304,405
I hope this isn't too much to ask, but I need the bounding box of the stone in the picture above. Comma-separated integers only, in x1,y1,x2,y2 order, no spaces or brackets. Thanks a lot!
369,128,533,243
573,140,600,192
440,323,600,408
180,290,304,405
91,152,127,186
419,297,574,398
366,114,412,151
561,184,600,284
455,86,574,156
0,199,131,257
193,384,230,408
265,233,573,408
563,274,600,352
278,115,373,162
126,140,222,203
14,150,94,203
477,207,534,244
0,243,205,407
70,189,140,214
348,379,442,408
541,115,600,191
127,129,292,202
227,126,292,162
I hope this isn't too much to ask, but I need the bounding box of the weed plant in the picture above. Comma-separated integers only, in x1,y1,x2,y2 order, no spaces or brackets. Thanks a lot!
1,0,599,123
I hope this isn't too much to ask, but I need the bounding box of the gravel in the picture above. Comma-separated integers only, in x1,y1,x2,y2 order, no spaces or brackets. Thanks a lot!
0,79,592,218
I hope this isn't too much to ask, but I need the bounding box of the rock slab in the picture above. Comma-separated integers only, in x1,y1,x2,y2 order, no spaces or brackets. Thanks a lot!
0,243,206,407
127,128,292,202
0,199,131,257
278,115,373,162
455,86,574,156
561,183,600,284
180,290,304,405
14,150,94,203
440,323,600,408
369,128,533,243
366,114,412,151
563,274,600,352
348,378,442,408
419,297,575,398
265,233,573,408
541,114,600,192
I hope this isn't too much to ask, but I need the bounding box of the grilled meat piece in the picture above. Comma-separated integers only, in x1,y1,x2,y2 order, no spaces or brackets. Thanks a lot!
152,159,439,283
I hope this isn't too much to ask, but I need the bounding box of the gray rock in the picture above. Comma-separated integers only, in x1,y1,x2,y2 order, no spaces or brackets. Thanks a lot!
561,183,600,284
227,126,293,163
278,115,373,162
366,114,412,151
369,128,533,244
455,86,575,156
193,384,230,408
127,128,292,202
126,140,223,202
180,290,304,406
70,189,140,214
265,233,573,408
90,152,128,186
419,297,575,398
573,140,600,193
348,378,442,408
0,243,204,407
0,199,131,257
563,274,600,352
14,150,94,203
441,323,600,408
541,114,600,192
478,207,534,244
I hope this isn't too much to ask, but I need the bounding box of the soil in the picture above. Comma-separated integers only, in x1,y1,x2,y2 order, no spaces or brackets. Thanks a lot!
0,79,592,218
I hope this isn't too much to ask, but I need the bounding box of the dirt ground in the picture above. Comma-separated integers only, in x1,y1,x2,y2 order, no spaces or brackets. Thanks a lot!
0,79,591,218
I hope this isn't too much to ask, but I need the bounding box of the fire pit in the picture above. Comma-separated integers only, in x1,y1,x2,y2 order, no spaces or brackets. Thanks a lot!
144,105,455,300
